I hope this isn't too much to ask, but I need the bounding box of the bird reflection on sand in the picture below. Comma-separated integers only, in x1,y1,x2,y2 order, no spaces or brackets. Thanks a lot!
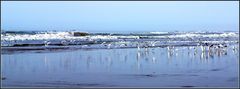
6,45,239,66
3,44,239,66
1,44,239,87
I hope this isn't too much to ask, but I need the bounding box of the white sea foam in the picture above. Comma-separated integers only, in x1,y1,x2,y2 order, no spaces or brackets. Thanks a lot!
1,31,239,48
150,32,169,34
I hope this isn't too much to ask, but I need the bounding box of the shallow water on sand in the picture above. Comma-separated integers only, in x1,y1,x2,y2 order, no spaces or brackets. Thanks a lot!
1,45,239,87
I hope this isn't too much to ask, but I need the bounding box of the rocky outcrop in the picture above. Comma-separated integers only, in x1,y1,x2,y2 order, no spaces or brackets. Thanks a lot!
72,32,89,36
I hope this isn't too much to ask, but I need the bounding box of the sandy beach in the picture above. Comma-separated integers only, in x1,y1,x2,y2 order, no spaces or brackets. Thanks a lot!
1,45,239,87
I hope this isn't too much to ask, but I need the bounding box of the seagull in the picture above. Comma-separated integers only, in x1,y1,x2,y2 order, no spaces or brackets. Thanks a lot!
107,43,111,49
44,41,51,46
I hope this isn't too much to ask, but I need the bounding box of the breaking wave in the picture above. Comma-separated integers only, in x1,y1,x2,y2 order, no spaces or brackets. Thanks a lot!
1,31,239,50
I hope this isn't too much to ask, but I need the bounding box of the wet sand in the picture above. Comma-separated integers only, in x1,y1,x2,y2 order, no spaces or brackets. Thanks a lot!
1,45,239,87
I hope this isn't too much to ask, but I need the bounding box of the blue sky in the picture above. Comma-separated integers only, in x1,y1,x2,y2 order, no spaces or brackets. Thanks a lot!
1,1,239,32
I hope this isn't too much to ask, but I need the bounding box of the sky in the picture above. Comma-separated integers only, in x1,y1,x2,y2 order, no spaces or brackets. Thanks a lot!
1,1,239,32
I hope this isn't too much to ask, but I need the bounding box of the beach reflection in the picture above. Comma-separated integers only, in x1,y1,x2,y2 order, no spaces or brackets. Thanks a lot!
2,45,238,71
1,44,239,87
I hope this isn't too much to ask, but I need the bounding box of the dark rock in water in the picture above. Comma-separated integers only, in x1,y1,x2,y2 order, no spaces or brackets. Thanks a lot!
2,77,6,80
73,32,89,36
181,86,195,87
145,74,154,77
140,74,157,77
210,69,221,71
